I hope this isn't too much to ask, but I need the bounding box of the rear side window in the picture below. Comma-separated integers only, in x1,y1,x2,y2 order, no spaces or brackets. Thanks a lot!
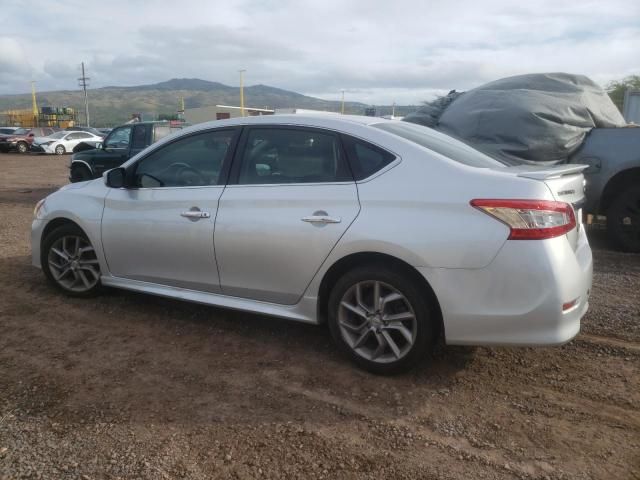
132,125,148,149
237,128,352,184
341,135,396,180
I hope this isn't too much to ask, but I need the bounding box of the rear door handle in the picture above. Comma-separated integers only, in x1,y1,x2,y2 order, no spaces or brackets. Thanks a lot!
181,208,211,220
301,213,341,224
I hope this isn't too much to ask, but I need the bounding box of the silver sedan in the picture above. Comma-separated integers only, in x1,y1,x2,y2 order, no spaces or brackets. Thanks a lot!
31,115,593,373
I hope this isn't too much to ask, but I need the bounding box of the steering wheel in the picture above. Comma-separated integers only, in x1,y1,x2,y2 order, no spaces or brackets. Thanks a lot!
167,162,207,186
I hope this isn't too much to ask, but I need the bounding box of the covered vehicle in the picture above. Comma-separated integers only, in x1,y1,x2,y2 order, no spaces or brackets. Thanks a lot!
404,73,640,252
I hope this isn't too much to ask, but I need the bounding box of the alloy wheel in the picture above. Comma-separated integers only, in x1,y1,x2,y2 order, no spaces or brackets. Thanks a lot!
338,280,417,364
47,235,100,292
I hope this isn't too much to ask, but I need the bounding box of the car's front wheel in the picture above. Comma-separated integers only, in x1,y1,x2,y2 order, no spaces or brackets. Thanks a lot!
54,144,66,155
16,141,28,154
328,265,435,374
41,224,101,296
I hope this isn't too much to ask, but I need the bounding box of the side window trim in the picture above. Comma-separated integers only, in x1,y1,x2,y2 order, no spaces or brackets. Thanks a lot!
228,125,355,186
124,127,241,189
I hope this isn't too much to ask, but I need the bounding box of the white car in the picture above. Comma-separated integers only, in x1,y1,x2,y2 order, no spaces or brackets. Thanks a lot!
31,115,593,373
32,131,103,155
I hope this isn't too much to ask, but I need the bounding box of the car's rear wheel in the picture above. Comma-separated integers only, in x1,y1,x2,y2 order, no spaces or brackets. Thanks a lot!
54,144,66,155
328,265,435,374
70,164,92,182
16,141,28,154
607,186,640,253
41,224,101,296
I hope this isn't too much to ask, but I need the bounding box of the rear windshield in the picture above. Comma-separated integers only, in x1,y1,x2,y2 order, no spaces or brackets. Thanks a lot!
372,121,505,168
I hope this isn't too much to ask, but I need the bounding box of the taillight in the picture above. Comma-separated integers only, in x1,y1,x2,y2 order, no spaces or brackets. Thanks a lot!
470,199,576,240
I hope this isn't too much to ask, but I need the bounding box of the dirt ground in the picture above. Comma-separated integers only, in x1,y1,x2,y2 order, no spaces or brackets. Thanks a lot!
0,153,639,480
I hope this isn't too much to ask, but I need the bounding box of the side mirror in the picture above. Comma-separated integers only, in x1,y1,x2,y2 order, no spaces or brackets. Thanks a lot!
95,142,103,150
105,167,125,188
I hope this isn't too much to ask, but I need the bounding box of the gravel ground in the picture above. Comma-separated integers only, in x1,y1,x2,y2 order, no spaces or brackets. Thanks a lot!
0,153,639,479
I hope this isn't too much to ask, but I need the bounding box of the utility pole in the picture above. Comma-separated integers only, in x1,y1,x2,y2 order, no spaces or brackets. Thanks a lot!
31,81,38,126
78,62,90,126
239,69,246,117
341,89,345,114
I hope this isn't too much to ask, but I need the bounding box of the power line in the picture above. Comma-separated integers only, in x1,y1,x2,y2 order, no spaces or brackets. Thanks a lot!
78,62,90,127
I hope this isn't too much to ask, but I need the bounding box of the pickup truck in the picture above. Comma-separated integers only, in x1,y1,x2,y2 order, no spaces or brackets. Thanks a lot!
69,121,185,182
568,127,640,252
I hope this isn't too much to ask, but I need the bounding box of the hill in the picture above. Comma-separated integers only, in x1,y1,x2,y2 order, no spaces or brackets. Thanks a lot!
0,78,371,126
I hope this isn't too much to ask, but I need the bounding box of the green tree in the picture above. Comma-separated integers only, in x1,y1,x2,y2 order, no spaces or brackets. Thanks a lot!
606,75,640,112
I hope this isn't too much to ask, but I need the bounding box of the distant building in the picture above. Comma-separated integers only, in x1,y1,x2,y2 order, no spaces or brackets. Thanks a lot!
185,105,274,124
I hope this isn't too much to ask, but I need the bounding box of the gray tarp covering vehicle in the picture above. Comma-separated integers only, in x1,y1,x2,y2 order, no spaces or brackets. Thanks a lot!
405,73,640,252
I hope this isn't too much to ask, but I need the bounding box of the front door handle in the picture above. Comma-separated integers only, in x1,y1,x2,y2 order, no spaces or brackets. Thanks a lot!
301,210,341,224
181,207,211,220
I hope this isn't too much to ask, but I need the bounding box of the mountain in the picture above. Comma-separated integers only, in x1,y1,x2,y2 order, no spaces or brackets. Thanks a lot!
0,78,369,126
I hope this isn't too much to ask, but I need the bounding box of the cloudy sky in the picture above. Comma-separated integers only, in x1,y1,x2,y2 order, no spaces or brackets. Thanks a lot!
1,0,639,104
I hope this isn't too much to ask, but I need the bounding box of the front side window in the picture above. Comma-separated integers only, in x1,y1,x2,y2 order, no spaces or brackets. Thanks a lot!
238,128,351,184
105,126,132,149
133,129,234,188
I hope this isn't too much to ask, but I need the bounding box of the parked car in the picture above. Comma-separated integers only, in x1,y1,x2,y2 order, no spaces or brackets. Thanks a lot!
69,121,186,182
64,126,106,138
31,131,104,155
0,127,18,135
32,115,592,374
0,127,57,153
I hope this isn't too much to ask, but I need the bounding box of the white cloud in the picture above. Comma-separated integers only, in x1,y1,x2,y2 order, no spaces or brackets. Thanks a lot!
0,0,638,104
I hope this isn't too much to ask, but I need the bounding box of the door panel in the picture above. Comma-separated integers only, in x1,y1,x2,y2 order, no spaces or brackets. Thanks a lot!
215,183,359,304
100,127,238,292
102,187,223,292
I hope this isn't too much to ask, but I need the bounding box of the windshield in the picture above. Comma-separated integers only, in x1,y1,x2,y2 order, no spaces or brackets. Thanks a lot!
49,132,66,139
13,128,29,135
372,121,506,168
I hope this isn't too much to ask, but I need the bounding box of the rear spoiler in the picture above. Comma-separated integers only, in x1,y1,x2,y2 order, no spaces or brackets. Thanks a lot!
516,164,588,180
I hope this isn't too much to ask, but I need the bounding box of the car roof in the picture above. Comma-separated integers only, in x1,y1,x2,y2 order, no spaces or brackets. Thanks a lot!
187,114,392,133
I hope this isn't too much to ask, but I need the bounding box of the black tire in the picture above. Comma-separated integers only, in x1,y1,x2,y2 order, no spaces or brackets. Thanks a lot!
41,224,102,297
328,264,436,374
16,141,28,154
70,164,93,183
54,144,66,155
606,186,640,253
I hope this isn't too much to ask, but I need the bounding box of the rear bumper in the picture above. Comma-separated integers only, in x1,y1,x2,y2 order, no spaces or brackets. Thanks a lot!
419,226,592,346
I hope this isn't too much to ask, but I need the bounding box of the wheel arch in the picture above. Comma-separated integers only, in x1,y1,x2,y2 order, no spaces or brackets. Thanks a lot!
600,167,640,213
316,251,443,337
41,217,85,244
